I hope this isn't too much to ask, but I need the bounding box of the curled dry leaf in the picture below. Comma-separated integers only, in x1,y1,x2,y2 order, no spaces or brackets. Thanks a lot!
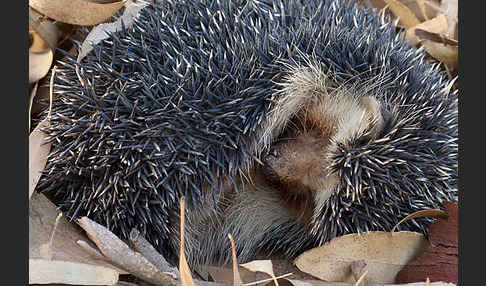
406,14,448,47
384,0,420,28
421,40,458,70
294,231,428,286
29,0,127,26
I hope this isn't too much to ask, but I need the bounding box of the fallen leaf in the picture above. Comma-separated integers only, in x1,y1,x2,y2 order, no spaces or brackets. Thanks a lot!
294,231,428,286
384,0,420,28
396,202,458,284
440,0,457,39
29,259,119,285
204,265,257,284
240,260,279,286
228,234,244,286
180,196,197,286
421,40,458,70
77,217,179,286
29,118,51,199
77,0,147,63
29,0,128,26
405,14,448,47
414,29,458,46
29,192,125,284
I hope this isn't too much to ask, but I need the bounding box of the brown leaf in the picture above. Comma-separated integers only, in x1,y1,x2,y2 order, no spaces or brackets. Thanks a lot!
78,217,180,286
414,29,458,46
294,231,428,286
228,234,244,286
440,0,457,39
29,192,125,282
29,119,51,199
421,40,458,70
405,14,448,47
29,0,127,26
240,260,280,286
29,259,119,285
384,0,420,28
396,202,458,284
180,196,196,286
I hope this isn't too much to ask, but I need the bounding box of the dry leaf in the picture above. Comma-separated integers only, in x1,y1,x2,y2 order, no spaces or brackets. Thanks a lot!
29,193,124,269
180,197,196,286
77,217,179,286
29,119,51,199
204,266,258,284
396,202,458,284
29,259,119,285
29,0,127,26
440,0,457,39
421,40,458,69
78,0,147,62
240,260,279,286
384,0,420,28
228,234,244,286
406,14,448,46
294,231,428,286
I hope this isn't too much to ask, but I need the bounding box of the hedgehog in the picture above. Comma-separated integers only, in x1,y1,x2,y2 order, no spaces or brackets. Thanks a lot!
36,0,458,267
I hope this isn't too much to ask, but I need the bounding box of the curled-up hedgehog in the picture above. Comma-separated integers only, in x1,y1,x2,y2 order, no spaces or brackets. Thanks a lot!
36,0,458,267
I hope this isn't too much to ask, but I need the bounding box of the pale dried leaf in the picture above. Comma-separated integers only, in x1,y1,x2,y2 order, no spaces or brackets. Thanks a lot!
405,14,448,46
421,40,458,69
29,259,119,285
384,0,420,28
294,231,428,286
130,228,180,279
180,196,196,286
440,0,457,39
204,266,257,284
29,193,124,269
29,0,127,26
240,260,280,286
78,0,147,62
29,119,51,199
77,217,179,286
